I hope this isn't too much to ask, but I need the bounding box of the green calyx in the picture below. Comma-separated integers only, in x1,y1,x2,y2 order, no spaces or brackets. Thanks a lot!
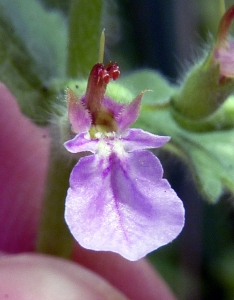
171,56,234,121
171,95,234,132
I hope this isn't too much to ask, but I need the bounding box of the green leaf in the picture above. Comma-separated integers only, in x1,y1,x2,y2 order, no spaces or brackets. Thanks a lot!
0,0,67,80
118,69,234,203
117,69,176,103
0,12,47,123
184,131,234,201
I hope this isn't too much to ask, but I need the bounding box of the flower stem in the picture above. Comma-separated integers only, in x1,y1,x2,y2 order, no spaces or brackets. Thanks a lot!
66,0,103,78
36,139,75,258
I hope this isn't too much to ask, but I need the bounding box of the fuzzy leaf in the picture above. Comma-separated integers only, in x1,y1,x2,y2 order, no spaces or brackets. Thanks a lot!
117,69,176,103
0,0,67,80
0,11,48,123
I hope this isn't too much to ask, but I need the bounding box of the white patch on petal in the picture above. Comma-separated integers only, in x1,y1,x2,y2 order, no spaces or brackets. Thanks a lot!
105,132,116,138
95,132,102,139
97,139,111,158
96,132,126,164
84,132,91,140
113,139,125,158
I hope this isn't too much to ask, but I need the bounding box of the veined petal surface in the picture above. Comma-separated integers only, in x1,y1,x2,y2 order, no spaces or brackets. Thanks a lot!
116,93,142,133
67,88,92,134
65,149,184,261
64,133,98,154
121,129,170,152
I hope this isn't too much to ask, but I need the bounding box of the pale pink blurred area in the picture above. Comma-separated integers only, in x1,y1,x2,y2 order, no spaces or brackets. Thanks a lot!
0,254,128,300
0,83,50,252
72,245,177,300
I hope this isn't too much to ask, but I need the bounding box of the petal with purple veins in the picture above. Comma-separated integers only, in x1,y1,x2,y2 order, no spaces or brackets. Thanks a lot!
102,96,125,117
116,92,143,133
65,149,184,261
122,128,170,152
67,88,92,134
64,133,98,154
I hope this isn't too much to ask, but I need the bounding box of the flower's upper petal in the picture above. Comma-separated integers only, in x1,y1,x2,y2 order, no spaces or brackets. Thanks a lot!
102,96,125,117
116,92,143,132
122,128,170,152
65,150,184,261
64,133,98,154
67,88,92,134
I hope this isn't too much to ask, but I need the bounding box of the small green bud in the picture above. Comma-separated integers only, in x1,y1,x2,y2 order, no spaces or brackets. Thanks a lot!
171,60,234,120
171,5,234,122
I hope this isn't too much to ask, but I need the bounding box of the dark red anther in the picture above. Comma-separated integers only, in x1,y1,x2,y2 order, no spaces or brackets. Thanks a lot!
96,62,120,84
98,67,110,84
106,62,120,81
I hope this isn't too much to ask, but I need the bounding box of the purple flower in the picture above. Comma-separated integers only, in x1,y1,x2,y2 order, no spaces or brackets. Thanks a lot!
64,62,184,261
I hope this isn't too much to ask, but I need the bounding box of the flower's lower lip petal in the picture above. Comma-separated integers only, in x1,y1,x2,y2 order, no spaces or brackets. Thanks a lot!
65,150,184,261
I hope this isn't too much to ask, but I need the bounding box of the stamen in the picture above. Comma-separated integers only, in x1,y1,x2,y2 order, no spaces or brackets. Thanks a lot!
106,62,120,80
98,68,110,84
